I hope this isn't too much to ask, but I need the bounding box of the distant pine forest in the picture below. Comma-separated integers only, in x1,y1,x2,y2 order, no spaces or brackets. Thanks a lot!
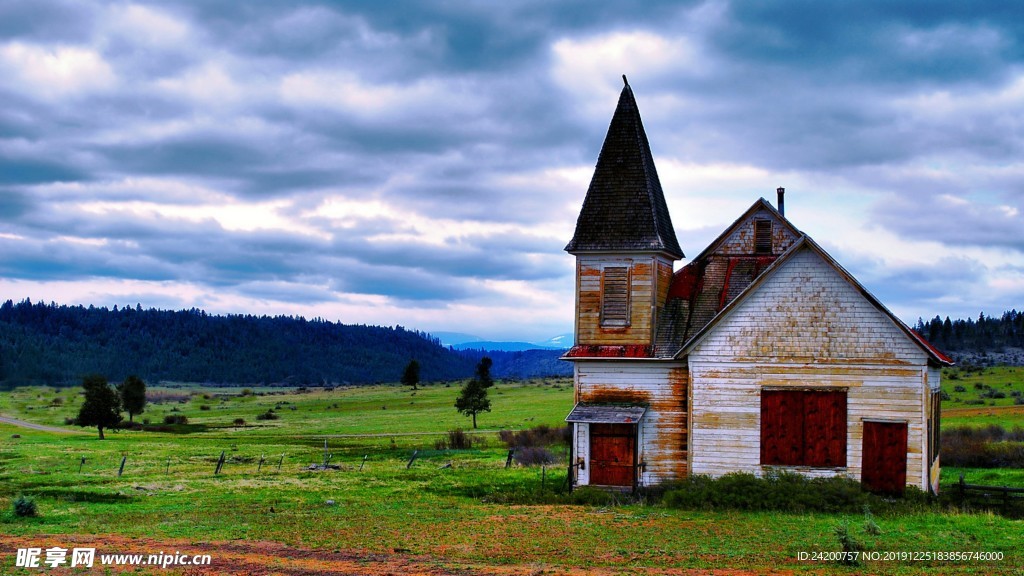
3,299,1021,389
914,311,1024,358
0,299,570,389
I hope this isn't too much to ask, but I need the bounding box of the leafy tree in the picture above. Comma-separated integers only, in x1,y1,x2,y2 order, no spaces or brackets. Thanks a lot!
77,374,122,439
118,374,146,422
455,357,493,429
401,359,420,391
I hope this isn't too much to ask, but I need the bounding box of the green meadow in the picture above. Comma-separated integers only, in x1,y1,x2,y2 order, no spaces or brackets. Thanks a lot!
1,375,1022,575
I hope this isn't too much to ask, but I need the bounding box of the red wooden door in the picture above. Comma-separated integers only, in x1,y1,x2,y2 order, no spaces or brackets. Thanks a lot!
862,421,908,494
589,424,636,487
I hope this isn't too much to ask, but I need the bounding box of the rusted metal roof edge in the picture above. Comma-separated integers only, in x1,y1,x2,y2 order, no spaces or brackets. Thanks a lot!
675,235,954,367
560,355,679,362
686,198,803,265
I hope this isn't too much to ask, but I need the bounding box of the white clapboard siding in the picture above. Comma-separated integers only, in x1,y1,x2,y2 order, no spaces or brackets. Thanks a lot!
688,249,933,490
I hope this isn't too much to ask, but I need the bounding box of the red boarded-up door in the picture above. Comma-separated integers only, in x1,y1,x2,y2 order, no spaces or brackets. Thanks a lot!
589,424,636,487
862,421,908,494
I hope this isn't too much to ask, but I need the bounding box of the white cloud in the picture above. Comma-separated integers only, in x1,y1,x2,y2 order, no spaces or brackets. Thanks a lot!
103,4,190,48
76,199,316,236
550,29,709,120
278,72,482,120
0,42,116,99
155,62,245,106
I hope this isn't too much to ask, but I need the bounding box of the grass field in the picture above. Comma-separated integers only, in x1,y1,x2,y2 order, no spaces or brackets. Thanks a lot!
941,366,1024,427
1,375,1022,575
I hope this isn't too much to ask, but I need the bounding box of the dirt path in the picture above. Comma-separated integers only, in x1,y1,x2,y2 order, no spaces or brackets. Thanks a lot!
0,535,783,576
0,414,79,434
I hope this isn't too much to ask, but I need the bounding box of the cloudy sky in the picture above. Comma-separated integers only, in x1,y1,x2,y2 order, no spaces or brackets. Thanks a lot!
1,1,1022,343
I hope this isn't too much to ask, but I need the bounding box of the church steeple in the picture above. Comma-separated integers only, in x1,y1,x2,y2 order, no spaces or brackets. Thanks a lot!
565,76,683,259
566,77,682,349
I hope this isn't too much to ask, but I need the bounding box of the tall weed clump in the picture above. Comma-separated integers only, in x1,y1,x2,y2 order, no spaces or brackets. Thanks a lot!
498,424,570,467
434,428,478,450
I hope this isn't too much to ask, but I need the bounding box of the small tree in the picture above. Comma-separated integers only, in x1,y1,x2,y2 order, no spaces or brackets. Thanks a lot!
77,374,122,439
401,359,420,391
476,357,493,389
455,357,493,429
118,374,146,423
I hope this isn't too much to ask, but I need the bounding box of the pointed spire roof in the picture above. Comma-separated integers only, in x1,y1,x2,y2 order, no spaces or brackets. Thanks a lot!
565,76,683,258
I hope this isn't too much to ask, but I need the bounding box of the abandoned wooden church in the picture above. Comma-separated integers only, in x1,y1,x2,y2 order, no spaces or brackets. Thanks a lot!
563,78,952,494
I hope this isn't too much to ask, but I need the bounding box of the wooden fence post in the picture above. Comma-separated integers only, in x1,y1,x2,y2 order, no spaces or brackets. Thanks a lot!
359,455,368,471
258,454,265,472
215,451,226,475
277,454,284,472
117,455,127,477
406,450,419,469
78,456,85,473
165,457,171,475
505,449,515,469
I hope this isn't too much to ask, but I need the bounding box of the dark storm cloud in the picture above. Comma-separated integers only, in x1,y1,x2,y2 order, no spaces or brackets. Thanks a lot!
0,236,179,282
855,254,989,304
637,1,1024,172
0,157,86,185
870,194,1024,253
329,231,567,283
717,1,1024,83
98,137,271,180
331,264,471,303
0,190,34,218
0,0,97,43
2,0,1021,336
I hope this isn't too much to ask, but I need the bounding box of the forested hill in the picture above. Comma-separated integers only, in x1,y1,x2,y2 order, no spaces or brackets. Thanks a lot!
0,299,479,388
914,310,1024,356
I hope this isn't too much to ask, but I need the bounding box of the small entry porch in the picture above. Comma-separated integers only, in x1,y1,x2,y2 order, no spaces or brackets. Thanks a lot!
566,404,646,490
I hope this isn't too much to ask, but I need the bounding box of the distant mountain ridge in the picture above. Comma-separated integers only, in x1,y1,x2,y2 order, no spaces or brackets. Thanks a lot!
433,331,573,352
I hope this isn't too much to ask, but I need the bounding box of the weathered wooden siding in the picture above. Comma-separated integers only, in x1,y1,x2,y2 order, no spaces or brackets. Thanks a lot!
575,255,675,346
573,360,688,486
688,248,932,490
926,366,942,493
714,206,798,256
573,422,590,486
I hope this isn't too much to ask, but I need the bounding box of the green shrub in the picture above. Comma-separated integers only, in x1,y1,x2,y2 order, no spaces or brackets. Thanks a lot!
163,414,188,425
662,471,891,513
256,410,279,421
833,523,864,565
13,495,37,517
862,505,881,535
954,385,966,393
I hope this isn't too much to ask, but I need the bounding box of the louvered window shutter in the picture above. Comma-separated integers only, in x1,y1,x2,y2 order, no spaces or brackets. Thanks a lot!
601,266,630,326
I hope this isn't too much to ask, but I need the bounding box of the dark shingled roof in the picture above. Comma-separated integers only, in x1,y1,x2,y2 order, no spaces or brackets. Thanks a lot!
565,78,683,258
